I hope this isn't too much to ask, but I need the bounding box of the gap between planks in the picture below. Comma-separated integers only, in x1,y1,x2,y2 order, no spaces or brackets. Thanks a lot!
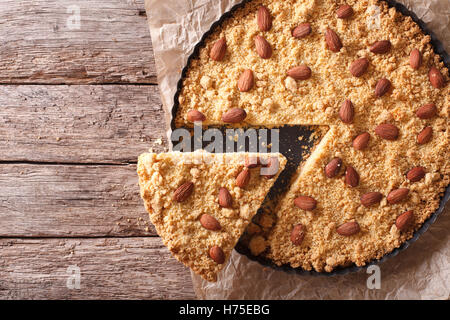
0,237,196,299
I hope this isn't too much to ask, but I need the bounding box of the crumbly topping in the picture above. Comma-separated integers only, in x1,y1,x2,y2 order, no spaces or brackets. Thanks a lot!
267,125,448,271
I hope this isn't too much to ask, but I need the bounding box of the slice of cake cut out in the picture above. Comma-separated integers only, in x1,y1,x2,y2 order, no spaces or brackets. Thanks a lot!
137,151,286,281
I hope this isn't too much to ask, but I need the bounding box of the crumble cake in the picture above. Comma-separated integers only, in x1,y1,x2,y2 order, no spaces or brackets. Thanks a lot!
172,0,449,273
137,151,286,281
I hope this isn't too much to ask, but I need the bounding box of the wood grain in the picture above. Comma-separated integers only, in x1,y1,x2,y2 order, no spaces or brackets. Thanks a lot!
0,237,196,299
0,0,156,84
0,0,195,298
0,163,157,237
0,85,167,164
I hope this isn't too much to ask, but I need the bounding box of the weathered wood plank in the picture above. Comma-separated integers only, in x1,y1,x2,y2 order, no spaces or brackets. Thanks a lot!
0,163,157,237
0,0,156,84
0,85,167,163
0,237,196,299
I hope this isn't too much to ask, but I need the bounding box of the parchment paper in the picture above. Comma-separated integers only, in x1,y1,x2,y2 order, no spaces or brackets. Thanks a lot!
144,0,450,299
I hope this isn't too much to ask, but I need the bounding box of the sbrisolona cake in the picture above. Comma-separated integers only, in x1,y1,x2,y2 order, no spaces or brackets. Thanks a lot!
172,0,449,273
137,151,286,281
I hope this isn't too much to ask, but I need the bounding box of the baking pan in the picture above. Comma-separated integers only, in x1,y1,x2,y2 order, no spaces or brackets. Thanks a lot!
170,0,450,276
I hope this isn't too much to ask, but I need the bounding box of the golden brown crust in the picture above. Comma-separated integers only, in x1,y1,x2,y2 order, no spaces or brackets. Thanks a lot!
137,151,286,281
176,0,449,272
177,0,449,127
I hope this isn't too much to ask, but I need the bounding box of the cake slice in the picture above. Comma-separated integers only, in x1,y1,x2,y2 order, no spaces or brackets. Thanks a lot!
137,151,286,281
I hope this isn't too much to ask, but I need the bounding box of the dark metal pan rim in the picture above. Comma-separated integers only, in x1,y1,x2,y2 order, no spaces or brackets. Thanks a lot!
171,0,450,276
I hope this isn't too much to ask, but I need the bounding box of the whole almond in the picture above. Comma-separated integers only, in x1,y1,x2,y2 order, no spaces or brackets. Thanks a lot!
209,246,225,264
337,221,360,236
339,99,355,124
290,224,306,246
294,195,317,211
173,182,194,202
345,166,359,187
336,4,353,19
244,156,259,168
409,49,422,70
238,69,254,92
360,192,383,207
395,210,414,231
375,123,399,140
222,108,247,123
236,169,251,188
287,65,312,80
387,188,409,204
292,23,311,39
325,157,343,178
417,126,432,145
416,103,437,119
349,57,369,77
257,6,272,31
353,132,370,150
187,109,206,122
218,187,233,208
209,38,227,61
325,28,342,52
200,214,221,231
407,166,425,182
428,67,444,89
255,35,272,59
370,40,391,54
375,78,391,97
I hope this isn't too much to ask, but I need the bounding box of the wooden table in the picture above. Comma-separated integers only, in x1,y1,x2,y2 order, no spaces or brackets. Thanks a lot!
0,0,196,299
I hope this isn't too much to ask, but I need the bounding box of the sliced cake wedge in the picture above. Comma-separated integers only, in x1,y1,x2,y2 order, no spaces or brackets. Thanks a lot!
137,151,286,281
